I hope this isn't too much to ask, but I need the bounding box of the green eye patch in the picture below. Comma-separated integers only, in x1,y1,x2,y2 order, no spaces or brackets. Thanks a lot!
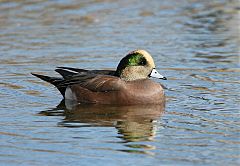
115,52,147,76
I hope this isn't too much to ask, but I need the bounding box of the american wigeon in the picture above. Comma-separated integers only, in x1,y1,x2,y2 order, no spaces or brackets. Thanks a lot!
32,50,167,105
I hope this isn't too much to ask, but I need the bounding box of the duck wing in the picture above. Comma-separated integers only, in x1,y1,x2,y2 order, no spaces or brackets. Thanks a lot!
57,74,123,92
32,68,121,98
55,67,115,79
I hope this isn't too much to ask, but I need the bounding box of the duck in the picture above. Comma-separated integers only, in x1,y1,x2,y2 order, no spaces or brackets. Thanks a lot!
32,49,167,105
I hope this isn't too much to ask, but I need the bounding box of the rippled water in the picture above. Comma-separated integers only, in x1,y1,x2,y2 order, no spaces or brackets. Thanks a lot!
0,0,239,165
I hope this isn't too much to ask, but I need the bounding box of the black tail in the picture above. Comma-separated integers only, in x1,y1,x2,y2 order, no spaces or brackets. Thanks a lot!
31,73,66,96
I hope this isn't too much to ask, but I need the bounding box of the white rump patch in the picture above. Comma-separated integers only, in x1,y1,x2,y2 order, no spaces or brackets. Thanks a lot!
65,87,77,100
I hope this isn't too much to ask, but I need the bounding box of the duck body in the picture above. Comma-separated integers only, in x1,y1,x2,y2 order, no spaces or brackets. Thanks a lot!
32,50,166,105
66,75,165,105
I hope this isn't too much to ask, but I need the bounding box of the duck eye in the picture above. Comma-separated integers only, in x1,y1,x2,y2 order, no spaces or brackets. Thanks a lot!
140,59,147,65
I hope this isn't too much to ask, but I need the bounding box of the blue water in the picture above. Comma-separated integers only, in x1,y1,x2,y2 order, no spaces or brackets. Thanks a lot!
0,0,239,165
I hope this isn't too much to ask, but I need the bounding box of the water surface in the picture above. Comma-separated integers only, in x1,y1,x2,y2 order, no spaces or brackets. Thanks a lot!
0,0,239,165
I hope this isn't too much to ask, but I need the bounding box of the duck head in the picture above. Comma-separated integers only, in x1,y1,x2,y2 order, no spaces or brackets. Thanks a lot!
115,50,167,81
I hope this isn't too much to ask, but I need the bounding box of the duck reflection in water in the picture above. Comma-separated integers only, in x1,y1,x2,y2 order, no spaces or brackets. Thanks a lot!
40,100,165,142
